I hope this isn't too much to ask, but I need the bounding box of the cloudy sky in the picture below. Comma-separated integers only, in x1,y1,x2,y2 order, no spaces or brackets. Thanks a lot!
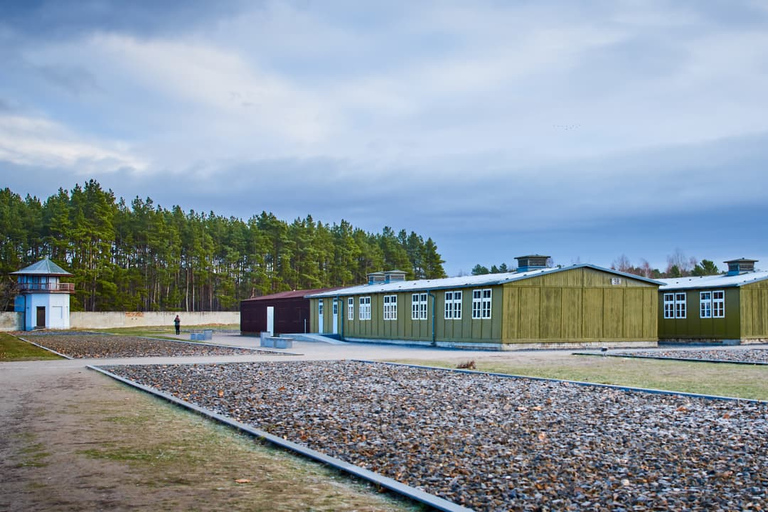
2,0,767,275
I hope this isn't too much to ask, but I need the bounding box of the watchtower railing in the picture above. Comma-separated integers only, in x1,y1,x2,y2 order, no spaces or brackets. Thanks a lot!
16,282,75,293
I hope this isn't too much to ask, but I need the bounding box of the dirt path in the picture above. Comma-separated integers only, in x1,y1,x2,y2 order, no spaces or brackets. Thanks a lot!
0,360,417,511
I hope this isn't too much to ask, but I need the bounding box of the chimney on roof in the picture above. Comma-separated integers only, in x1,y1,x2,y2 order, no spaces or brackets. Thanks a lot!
515,255,551,273
725,258,757,276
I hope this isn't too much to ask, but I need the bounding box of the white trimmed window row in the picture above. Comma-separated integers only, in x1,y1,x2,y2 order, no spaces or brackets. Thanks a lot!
664,290,725,320
349,289,493,322
445,289,492,320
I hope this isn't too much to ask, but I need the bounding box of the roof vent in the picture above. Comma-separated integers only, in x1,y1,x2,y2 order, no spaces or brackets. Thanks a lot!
368,272,386,285
384,270,407,283
724,258,757,276
515,255,551,273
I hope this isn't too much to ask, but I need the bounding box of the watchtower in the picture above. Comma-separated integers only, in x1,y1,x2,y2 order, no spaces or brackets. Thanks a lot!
11,257,74,331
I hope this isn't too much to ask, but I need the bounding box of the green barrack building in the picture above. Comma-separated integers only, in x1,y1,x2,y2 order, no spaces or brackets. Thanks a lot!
307,256,661,350
658,258,768,344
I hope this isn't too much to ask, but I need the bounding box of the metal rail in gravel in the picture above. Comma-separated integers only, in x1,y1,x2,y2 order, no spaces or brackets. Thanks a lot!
575,352,768,366
87,364,473,512
364,360,767,404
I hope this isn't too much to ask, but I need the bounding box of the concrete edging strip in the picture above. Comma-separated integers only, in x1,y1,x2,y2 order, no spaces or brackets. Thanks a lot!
18,337,73,360
86,364,473,512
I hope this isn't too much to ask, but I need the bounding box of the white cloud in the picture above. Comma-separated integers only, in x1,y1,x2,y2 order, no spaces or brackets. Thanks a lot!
0,114,147,173
89,33,335,145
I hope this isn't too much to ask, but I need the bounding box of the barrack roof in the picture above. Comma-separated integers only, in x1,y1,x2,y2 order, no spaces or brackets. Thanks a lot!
658,271,768,290
307,264,661,298
242,287,343,302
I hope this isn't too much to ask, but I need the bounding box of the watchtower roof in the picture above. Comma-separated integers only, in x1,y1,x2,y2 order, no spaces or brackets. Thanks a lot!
11,257,72,276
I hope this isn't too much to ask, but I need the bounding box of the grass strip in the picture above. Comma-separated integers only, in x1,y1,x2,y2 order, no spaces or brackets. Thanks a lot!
0,332,63,361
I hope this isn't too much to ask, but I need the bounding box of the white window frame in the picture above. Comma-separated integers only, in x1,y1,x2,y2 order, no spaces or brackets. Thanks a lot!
472,289,492,319
359,296,371,320
675,292,687,319
348,297,354,321
700,291,712,319
713,290,725,318
444,291,462,320
383,295,397,321
663,293,675,319
411,293,428,321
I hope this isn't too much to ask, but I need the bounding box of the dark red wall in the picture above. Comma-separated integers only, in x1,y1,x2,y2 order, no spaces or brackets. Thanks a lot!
240,296,311,335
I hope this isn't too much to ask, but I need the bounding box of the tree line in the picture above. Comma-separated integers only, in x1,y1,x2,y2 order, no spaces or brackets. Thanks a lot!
471,251,723,278
1,180,446,312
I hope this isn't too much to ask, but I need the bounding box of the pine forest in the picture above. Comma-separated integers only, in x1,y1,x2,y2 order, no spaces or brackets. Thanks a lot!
0,180,447,312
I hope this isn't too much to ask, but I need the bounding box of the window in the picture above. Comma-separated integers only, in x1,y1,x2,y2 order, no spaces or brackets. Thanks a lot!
472,289,492,319
333,299,338,316
318,301,323,315
700,291,712,318
348,298,354,320
412,293,428,320
700,290,725,319
383,295,397,320
359,296,371,320
675,293,686,319
444,291,462,319
665,292,687,319
713,291,725,318
663,293,675,319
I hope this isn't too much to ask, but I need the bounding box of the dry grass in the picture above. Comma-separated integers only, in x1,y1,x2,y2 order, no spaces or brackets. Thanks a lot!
393,353,768,401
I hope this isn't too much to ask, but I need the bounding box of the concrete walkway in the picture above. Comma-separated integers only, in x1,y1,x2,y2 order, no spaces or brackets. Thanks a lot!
151,331,501,365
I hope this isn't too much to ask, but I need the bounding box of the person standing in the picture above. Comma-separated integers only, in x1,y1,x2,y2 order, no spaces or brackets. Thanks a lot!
174,315,181,335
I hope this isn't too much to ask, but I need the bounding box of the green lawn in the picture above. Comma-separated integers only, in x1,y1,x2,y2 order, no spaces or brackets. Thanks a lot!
0,333,63,361
393,355,768,401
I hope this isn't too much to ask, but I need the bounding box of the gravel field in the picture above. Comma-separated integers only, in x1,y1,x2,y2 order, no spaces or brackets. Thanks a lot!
21,334,267,358
612,348,768,365
101,361,768,511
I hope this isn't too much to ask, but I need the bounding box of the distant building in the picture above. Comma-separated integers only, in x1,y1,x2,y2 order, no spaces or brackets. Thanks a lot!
12,257,75,331
308,256,662,350
657,258,768,344
240,288,342,336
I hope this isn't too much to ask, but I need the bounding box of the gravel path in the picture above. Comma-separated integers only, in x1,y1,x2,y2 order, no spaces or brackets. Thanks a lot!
101,361,768,511
22,334,270,359
612,348,768,365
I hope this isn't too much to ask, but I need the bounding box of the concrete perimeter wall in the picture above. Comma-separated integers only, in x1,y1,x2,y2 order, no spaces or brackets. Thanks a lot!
0,311,239,331
0,312,23,331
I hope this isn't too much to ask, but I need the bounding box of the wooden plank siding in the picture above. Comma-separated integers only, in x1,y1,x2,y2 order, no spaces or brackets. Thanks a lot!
658,288,742,341
502,268,658,344
741,280,768,340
